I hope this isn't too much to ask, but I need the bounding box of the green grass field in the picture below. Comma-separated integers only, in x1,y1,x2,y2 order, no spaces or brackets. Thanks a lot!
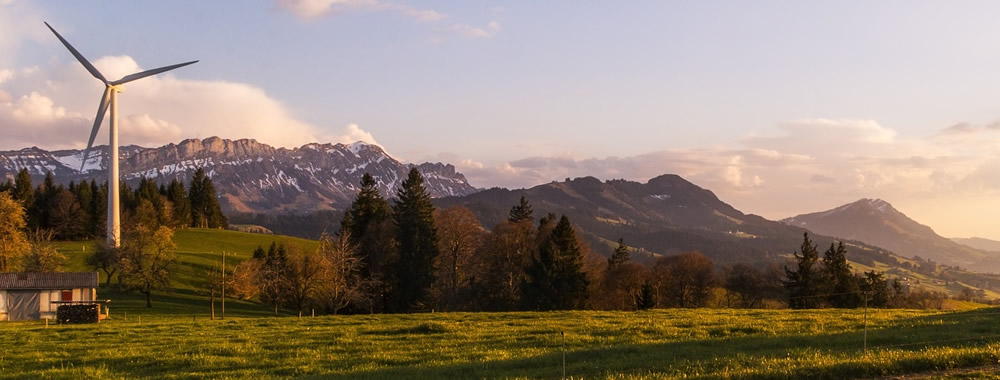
7,228,995,379
2,308,1000,379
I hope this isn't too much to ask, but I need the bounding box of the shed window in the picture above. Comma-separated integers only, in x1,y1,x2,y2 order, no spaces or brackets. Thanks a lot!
61,290,73,302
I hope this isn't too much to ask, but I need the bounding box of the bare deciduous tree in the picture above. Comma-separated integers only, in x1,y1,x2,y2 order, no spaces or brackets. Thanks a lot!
432,206,484,311
319,232,367,314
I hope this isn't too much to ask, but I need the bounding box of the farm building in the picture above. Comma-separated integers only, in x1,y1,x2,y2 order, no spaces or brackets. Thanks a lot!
0,272,99,321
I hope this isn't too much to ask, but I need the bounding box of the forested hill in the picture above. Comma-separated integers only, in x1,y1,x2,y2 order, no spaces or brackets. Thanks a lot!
435,175,895,266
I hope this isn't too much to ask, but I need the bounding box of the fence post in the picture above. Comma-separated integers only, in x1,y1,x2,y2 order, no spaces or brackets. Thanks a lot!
561,331,566,380
863,291,869,354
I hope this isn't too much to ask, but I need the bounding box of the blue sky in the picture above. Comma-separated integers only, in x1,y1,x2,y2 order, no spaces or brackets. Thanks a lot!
3,1,1000,239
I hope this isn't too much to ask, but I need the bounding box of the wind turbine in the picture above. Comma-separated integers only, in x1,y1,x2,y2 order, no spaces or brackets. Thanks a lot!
45,22,197,248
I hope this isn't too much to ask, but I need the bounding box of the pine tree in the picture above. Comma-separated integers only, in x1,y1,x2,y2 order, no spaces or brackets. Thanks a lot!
390,168,440,312
91,180,107,238
340,173,393,289
136,177,166,227
188,168,208,227
784,232,822,309
188,168,227,228
608,238,630,269
166,179,191,228
252,245,266,260
202,177,227,228
823,241,860,308
508,196,534,223
635,281,656,310
522,215,589,310
13,168,33,207
72,180,93,237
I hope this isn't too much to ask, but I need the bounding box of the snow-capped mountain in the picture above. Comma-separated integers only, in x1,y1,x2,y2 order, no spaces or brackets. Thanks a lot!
0,137,478,213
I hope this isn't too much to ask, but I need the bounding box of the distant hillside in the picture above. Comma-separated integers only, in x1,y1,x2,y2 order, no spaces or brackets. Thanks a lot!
0,137,477,214
437,175,893,266
953,237,1000,253
782,199,1000,272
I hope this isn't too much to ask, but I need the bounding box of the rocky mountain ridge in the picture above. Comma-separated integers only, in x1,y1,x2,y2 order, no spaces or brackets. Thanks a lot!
0,137,478,213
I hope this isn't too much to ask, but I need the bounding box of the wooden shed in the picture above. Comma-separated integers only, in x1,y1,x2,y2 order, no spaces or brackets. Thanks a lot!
0,272,99,321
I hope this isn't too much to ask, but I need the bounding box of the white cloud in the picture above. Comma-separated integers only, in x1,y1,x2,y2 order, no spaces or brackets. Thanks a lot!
451,21,501,38
327,123,379,146
276,0,444,22
0,69,13,84
0,55,326,150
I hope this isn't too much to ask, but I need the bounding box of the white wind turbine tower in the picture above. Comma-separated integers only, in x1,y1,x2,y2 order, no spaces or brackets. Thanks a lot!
45,22,197,247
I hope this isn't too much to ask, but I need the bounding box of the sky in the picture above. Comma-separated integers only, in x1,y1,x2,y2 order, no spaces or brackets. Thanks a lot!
2,1,1000,239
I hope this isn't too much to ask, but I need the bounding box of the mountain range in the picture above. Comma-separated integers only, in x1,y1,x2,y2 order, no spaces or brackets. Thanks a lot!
0,137,477,213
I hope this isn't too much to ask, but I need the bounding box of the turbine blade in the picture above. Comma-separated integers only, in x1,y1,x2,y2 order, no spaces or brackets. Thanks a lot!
43,22,107,84
111,60,198,85
81,87,111,171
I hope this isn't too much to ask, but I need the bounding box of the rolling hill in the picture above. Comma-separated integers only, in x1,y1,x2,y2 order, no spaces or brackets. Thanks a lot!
782,199,1000,273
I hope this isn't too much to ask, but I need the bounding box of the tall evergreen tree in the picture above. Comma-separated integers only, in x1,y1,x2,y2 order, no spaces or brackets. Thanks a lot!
508,196,534,223
189,169,207,227
608,238,630,269
136,177,166,226
202,177,227,228
823,241,861,308
340,174,396,313
166,179,191,228
91,180,107,238
522,215,589,310
188,168,227,228
13,168,33,207
390,168,439,312
784,232,822,309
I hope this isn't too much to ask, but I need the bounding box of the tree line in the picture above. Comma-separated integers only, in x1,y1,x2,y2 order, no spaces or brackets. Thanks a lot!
215,169,952,316
0,167,228,240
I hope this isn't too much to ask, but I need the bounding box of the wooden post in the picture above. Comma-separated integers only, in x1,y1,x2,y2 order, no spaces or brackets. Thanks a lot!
210,287,215,321
221,251,226,320
863,291,869,354
561,331,566,380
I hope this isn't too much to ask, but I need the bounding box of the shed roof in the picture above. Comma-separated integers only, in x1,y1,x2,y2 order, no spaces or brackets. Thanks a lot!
0,272,98,290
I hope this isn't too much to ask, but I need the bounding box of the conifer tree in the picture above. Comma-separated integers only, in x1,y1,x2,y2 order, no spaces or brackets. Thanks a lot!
522,215,589,310
823,241,860,308
137,177,166,226
608,238,630,269
13,168,33,207
784,232,822,309
202,178,227,228
635,281,656,310
166,179,191,228
340,173,395,311
188,168,227,228
391,168,439,312
508,196,534,223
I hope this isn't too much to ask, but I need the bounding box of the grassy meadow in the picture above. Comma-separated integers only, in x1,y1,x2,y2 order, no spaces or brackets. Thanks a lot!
2,228,993,378
3,308,1000,379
